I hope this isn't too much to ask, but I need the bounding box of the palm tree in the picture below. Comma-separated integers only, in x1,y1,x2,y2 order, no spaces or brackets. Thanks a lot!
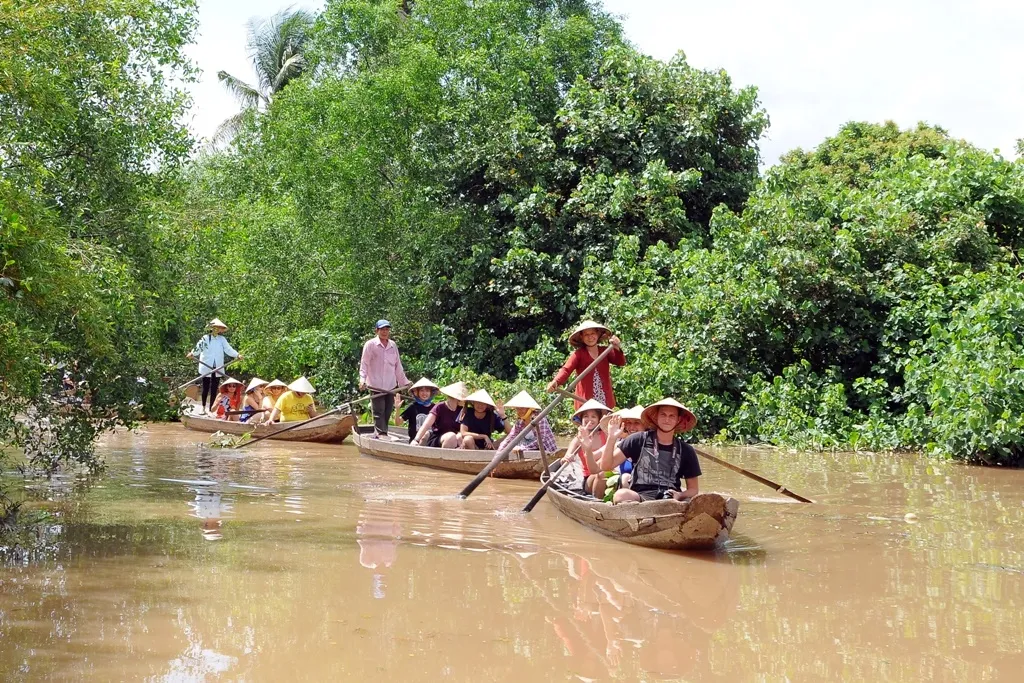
214,7,316,141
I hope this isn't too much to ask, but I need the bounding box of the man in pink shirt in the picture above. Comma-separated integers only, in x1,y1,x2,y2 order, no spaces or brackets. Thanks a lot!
359,320,409,437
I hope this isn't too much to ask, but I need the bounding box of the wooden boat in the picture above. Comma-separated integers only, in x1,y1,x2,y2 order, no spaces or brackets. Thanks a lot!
540,467,739,550
180,411,357,444
351,426,563,478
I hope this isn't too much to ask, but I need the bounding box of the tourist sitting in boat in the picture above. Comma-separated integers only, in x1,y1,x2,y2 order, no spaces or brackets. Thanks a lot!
394,377,439,441
266,376,319,423
546,320,625,409
597,404,644,492
498,390,558,456
261,379,287,416
215,378,244,421
599,398,701,503
458,389,509,450
240,378,267,423
411,381,467,448
564,399,611,496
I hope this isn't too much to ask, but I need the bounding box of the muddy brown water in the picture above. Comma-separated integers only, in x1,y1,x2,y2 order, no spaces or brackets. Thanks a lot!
1,424,1023,681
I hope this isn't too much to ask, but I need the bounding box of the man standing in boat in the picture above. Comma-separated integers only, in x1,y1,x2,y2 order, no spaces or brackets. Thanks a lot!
359,319,409,438
599,398,701,503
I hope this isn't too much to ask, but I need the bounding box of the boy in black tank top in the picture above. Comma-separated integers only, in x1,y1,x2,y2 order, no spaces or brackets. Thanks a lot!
599,398,700,503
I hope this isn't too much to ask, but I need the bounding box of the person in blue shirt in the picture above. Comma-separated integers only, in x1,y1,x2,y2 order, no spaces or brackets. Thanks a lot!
186,318,243,415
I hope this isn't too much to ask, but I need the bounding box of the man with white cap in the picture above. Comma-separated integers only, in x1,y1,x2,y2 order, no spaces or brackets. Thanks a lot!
599,398,701,503
266,376,319,423
359,319,409,437
186,318,243,415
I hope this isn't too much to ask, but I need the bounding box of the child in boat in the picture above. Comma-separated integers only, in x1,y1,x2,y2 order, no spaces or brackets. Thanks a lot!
240,378,267,423
266,376,319,423
394,377,439,441
411,381,467,448
261,379,287,417
599,398,701,503
546,320,626,409
215,378,244,421
499,390,558,456
564,399,612,496
457,389,510,450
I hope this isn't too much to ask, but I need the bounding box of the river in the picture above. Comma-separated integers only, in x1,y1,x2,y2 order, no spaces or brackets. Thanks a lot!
1,424,1022,681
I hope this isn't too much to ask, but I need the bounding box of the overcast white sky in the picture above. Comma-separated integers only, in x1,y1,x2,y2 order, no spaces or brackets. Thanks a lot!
185,0,1024,166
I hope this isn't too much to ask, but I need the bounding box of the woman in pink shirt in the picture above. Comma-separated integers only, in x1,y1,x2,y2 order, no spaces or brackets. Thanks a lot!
359,319,409,437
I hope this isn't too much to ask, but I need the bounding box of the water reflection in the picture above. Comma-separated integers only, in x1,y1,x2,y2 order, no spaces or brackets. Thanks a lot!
1,425,1024,681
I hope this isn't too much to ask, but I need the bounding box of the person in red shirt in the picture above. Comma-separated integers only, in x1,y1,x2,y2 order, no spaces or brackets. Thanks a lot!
546,320,626,409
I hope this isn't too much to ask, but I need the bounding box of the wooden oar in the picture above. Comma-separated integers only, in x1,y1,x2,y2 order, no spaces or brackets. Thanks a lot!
233,387,401,449
176,358,241,391
694,447,814,503
459,344,617,499
523,423,600,513
234,406,346,449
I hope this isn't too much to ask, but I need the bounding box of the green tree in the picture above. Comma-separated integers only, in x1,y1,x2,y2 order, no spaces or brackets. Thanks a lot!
0,0,198,507
215,7,316,140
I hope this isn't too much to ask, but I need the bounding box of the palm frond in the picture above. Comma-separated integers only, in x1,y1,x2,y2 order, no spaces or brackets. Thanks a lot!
246,7,316,97
209,112,249,147
216,71,266,109
271,53,306,93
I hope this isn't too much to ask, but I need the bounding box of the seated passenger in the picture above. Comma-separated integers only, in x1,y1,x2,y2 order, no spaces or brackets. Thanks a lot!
411,381,467,448
240,378,267,423
394,377,439,441
215,378,244,421
599,398,701,503
458,389,510,450
499,390,558,456
599,404,645,490
565,399,611,497
267,376,319,423
261,379,287,417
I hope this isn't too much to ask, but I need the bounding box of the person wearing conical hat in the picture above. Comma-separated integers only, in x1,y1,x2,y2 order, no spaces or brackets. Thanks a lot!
359,319,410,437
394,377,439,441
498,390,558,456
260,379,288,420
215,377,244,421
599,398,701,503
186,318,243,415
546,320,626,410
457,389,510,450
412,381,467,448
267,376,319,423
565,399,613,496
239,378,267,424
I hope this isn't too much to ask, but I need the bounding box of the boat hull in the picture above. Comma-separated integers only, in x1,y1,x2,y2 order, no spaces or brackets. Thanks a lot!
180,412,356,444
351,428,560,479
542,470,739,550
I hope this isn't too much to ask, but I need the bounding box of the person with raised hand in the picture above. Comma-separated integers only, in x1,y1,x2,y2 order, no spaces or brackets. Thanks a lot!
411,381,467,448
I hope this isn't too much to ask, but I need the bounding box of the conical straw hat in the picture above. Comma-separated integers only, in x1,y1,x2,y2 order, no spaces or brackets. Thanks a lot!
601,404,645,431
220,377,243,387
288,376,316,394
504,390,541,411
465,389,496,409
410,377,440,393
641,398,696,433
208,317,228,330
264,379,287,390
568,320,611,348
572,398,612,422
246,377,268,393
439,381,469,401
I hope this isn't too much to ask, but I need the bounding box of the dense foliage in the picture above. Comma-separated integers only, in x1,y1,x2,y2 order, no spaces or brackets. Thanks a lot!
0,0,198,509
4,0,1024,505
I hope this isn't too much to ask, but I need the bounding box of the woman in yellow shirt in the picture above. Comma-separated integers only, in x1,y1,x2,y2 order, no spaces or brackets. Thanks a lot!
267,376,319,423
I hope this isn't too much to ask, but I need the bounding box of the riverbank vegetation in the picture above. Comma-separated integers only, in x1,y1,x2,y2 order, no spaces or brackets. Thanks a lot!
3,0,1024,501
